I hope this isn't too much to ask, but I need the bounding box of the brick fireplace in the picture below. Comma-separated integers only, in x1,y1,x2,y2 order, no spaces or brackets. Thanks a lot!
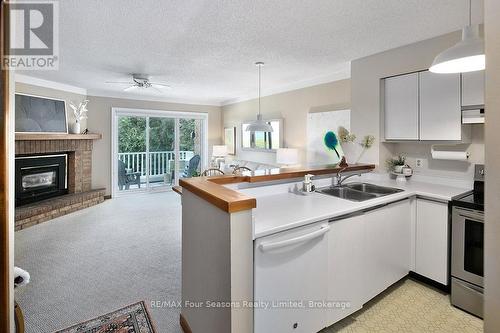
15,133,104,230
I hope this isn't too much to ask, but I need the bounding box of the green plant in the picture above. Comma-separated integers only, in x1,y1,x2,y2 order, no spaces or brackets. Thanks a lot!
386,154,407,171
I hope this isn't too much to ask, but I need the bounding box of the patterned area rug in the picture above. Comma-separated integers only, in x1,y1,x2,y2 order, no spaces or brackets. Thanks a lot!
55,301,157,333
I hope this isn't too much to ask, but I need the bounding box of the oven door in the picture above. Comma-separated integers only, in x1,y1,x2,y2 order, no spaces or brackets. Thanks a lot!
452,207,484,287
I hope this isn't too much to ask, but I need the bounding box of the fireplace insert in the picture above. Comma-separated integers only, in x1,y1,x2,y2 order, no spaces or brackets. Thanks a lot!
15,154,68,206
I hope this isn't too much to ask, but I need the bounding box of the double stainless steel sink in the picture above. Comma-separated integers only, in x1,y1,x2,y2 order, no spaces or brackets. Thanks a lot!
317,182,403,201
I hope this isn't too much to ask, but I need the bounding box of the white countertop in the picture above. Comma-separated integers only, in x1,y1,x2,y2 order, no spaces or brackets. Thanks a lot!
250,176,470,239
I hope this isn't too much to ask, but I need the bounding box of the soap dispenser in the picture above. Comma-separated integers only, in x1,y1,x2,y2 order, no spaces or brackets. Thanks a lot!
302,174,316,193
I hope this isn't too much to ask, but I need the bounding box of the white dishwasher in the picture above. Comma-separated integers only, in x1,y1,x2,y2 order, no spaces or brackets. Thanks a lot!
254,222,329,333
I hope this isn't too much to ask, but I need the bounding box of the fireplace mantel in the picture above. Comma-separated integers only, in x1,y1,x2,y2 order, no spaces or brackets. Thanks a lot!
15,133,102,141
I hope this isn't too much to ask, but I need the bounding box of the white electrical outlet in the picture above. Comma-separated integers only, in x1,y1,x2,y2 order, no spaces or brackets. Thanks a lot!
415,158,427,170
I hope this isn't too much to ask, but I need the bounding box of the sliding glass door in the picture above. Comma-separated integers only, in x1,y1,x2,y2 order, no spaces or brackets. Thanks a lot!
148,117,175,189
113,109,207,195
117,115,147,191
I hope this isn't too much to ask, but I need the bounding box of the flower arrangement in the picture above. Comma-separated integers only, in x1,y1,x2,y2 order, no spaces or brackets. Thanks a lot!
338,127,375,164
360,135,375,148
338,126,356,143
69,100,89,124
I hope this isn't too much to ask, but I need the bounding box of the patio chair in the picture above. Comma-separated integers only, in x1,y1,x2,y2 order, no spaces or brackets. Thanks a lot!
181,154,201,178
118,160,141,190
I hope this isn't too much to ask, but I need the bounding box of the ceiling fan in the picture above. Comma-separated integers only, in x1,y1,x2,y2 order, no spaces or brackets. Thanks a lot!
106,74,171,93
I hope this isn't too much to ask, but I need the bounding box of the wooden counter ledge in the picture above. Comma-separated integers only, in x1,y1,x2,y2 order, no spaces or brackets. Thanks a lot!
179,163,375,213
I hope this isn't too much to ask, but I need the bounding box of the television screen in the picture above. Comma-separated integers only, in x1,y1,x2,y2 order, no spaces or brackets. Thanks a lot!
15,94,67,133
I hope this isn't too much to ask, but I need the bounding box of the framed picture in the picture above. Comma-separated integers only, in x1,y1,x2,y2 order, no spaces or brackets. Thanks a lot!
15,93,68,133
224,127,236,155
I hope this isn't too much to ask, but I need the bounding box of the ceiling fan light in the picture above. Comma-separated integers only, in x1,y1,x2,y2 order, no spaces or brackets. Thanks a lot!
430,25,485,73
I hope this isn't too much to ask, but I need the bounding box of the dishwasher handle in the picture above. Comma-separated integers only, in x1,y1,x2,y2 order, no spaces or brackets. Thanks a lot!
259,224,330,252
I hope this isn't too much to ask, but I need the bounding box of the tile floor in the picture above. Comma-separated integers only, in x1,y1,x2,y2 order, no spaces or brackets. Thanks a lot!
323,278,483,333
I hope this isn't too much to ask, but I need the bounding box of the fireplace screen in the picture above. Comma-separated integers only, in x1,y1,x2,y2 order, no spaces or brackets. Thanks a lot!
22,171,57,190
15,155,68,206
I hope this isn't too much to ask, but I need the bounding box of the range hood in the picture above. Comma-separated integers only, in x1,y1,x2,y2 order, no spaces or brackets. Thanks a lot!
462,105,485,124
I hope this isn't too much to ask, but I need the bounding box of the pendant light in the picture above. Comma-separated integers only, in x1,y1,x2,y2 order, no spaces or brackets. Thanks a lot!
430,0,484,73
246,62,274,132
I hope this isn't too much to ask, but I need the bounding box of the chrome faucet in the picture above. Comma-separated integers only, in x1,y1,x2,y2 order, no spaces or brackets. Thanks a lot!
334,168,361,186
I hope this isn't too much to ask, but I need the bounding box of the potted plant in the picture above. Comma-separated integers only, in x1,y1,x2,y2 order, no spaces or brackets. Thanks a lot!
386,154,407,173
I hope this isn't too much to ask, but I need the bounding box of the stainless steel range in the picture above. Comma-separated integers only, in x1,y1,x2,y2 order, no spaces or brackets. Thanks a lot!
451,164,484,318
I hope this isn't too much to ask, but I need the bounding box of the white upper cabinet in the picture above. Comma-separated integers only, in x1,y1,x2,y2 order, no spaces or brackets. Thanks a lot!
384,73,419,140
419,71,461,141
462,70,485,107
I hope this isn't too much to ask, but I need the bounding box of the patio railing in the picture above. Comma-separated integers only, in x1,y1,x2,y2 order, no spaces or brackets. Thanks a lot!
118,151,195,178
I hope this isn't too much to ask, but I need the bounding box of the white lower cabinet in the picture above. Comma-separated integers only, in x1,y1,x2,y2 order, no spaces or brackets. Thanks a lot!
364,199,411,301
327,213,365,325
415,198,449,284
254,222,329,333
254,199,415,332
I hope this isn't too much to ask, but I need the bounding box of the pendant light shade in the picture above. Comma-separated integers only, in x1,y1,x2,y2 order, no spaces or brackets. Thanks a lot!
430,0,485,73
246,62,274,132
246,114,274,132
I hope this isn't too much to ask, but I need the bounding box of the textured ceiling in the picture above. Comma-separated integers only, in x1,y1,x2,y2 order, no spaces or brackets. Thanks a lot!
22,0,483,105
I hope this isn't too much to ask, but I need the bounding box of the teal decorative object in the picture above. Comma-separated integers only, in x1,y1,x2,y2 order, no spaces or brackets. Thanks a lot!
324,131,344,161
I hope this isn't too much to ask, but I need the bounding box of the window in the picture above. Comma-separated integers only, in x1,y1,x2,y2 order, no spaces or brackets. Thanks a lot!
241,119,282,151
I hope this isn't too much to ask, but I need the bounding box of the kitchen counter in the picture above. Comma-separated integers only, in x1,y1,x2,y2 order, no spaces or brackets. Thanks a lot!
251,176,469,239
178,163,375,212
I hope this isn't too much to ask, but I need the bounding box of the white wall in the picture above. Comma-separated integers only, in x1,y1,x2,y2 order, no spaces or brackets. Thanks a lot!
350,30,485,180
484,0,500,330
222,80,350,165
86,95,222,195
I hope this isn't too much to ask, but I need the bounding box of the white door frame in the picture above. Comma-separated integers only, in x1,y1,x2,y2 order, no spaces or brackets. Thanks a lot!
111,107,209,197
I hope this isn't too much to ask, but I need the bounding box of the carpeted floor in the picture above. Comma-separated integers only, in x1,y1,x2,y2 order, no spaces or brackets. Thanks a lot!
15,191,183,333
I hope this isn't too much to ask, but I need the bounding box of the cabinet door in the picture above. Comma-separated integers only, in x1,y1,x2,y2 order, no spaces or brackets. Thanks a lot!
462,70,485,106
383,199,411,285
327,213,365,325
384,73,419,140
364,199,411,302
415,198,449,284
254,222,328,333
419,71,461,140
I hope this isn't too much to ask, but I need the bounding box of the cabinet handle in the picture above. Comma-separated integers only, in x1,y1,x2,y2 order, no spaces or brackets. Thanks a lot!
259,224,330,252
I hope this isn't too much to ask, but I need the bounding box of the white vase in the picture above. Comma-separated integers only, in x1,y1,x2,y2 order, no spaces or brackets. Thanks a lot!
341,142,359,165
70,122,81,134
